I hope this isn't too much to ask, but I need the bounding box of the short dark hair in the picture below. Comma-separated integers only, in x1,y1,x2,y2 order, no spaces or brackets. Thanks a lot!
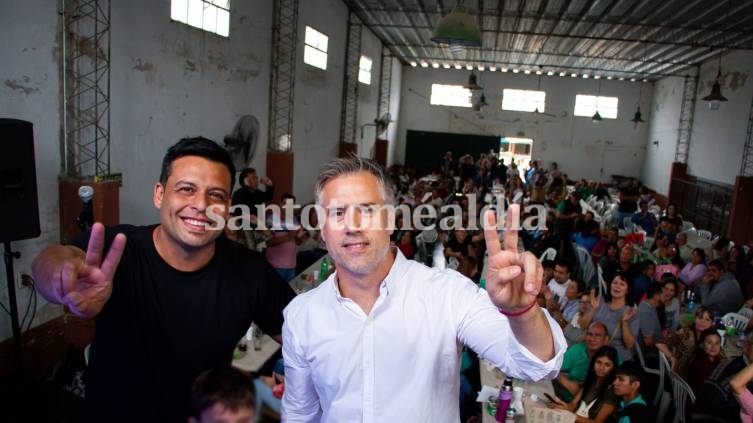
708,258,726,271
615,361,644,388
160,137,236,191
190,366,255,417
554,259,571,274
542,259,555,270
238,167,256,186
646,282,663,298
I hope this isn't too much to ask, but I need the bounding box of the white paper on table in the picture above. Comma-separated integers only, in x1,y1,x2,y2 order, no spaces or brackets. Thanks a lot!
476,385,500,402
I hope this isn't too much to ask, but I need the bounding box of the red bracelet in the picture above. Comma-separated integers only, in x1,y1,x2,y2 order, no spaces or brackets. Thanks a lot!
499,299,537,317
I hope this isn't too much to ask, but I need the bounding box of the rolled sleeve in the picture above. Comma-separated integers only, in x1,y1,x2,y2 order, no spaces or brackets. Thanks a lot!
458,283,566,381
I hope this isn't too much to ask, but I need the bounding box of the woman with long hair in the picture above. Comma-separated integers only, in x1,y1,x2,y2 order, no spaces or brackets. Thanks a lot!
550,345,621,423
686,328,724,394
656,305,715,371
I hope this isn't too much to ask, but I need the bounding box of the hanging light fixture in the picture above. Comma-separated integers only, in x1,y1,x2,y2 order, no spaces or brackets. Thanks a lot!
592,79,603,122
464,71,484,110
702,53,728,110
431,0,482,54
631,81,645,123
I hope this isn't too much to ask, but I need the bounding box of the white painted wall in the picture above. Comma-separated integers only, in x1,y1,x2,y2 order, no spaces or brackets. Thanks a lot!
355,27,382,160
395,68,652,182
641,76,685,195
687,50,753,185
386,57,403,167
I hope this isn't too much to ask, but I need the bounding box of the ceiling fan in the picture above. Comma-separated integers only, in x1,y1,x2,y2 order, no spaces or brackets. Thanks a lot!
360,112,392,139
532,67,557,117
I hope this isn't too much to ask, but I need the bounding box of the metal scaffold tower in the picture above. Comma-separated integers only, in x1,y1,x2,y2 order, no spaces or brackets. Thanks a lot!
377,47,392,121
339,13,362,146
61,0,111,177
740,96,753,176
674,69,699,164
268,0,299,152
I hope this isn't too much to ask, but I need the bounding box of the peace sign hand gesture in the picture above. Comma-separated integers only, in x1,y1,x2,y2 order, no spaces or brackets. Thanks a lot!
49,223,126,319
483,204,542,313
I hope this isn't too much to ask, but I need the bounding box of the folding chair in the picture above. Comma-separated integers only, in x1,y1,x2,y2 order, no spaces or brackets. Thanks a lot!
695,229,713,241
669,370,695,423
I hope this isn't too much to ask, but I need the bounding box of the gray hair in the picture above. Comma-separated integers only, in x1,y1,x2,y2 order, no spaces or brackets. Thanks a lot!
315,156,396,206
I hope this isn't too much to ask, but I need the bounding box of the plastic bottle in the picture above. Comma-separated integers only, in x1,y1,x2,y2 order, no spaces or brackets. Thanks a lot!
319,258,329,282
504,407,516,423
495,378,513,422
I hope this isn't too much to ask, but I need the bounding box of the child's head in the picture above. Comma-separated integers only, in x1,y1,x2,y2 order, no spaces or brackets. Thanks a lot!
189,367,255,423
612,362,644,399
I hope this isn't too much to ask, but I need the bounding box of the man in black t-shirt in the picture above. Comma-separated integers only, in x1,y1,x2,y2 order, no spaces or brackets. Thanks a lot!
617,179,639,228
32,137,296,422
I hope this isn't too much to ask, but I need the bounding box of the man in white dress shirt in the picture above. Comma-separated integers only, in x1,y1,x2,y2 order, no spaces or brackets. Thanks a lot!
282,157,566,422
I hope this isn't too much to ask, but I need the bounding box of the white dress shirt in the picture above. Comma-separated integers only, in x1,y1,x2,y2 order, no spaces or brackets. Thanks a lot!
282,250,566,422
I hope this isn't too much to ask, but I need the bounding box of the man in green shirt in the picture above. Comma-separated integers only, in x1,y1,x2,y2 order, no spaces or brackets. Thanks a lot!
553,321,609,402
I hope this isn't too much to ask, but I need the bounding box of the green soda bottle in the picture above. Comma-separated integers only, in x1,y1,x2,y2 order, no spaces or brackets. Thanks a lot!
319,258,329,282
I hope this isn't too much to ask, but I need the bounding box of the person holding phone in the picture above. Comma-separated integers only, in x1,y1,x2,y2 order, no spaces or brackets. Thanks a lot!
549,346,621,423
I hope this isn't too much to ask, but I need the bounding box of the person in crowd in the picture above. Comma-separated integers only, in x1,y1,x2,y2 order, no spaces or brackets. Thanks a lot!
675,232,693,263
712,236,732,262
638,186,653,205
636,283,664,363
582,274,639,362
547,259,575,308
694,334,753,421
396,229,416,260
630,201,657,235
252,358,285,422
281,157,565,422
574,220,601,253
549,345,621,423
264,193,304,282
231,167,274,226
616,179,639,229
686,328,724,394
602,245,638,289
609,362,651,422
729,244,753,295
554,191,582,237
553,322,611,403
662,203,683,233
598,242,619,272
592,227,618,264
699,259,744,316
564,292,594,345
631,261,654,305
730,357,753,422
31,137,296,422
295,206,327,274
189,366,256,423
678,248,707,290
665,241,685,268
547,279,582,329
656,305,714,372
660,277,681,332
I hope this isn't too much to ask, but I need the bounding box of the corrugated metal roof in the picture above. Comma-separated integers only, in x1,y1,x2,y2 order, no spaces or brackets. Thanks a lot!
343,0,753,80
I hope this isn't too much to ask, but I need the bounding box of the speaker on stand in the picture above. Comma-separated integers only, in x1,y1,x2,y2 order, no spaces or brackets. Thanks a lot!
0,118,41,372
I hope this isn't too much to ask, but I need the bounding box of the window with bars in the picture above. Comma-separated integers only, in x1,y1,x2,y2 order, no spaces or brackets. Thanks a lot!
429,84,472,108
574,94,619,119
304,26,328,70
501,89,546,113
171,0,230,37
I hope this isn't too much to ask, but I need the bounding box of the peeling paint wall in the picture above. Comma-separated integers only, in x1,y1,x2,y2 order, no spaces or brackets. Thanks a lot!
641,76,684,195
0,1,66,343
686,50,753,185
396,68,652,182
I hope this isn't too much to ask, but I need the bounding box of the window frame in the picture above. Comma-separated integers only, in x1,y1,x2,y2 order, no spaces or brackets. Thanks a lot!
358,55,372,85
501,88,547,113
303,26,329,70
170,0,230,37
429,83,473,108
574,94,619,119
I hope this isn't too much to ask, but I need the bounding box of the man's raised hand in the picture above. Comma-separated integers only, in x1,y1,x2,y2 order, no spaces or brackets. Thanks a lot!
56,223,126,318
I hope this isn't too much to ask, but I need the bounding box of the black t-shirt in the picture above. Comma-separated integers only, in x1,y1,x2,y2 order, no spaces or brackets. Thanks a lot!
73,225,296,422
618,186,639,212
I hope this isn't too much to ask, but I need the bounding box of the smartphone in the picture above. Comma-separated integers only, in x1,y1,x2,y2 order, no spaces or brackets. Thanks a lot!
552,294,561,303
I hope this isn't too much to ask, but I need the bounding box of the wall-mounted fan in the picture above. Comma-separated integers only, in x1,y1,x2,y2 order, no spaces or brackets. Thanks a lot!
360,112,392,139
223,114,259,170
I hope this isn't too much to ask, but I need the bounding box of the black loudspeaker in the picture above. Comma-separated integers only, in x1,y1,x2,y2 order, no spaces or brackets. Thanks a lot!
0,119,40,242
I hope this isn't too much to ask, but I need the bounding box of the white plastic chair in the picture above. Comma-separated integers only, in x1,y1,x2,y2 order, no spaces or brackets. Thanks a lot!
670,370,695,423
539,247,557,262
681,221,695,232
695,229,713,241
738,307,753,320
722,312,750,333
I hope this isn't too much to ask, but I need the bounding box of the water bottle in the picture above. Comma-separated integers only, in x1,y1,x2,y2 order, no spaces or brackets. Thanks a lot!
504,408,516,423
495,378,513,422
319,258,329,282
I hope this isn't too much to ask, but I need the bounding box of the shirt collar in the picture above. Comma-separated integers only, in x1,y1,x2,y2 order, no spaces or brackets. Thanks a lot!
330,247,403,301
